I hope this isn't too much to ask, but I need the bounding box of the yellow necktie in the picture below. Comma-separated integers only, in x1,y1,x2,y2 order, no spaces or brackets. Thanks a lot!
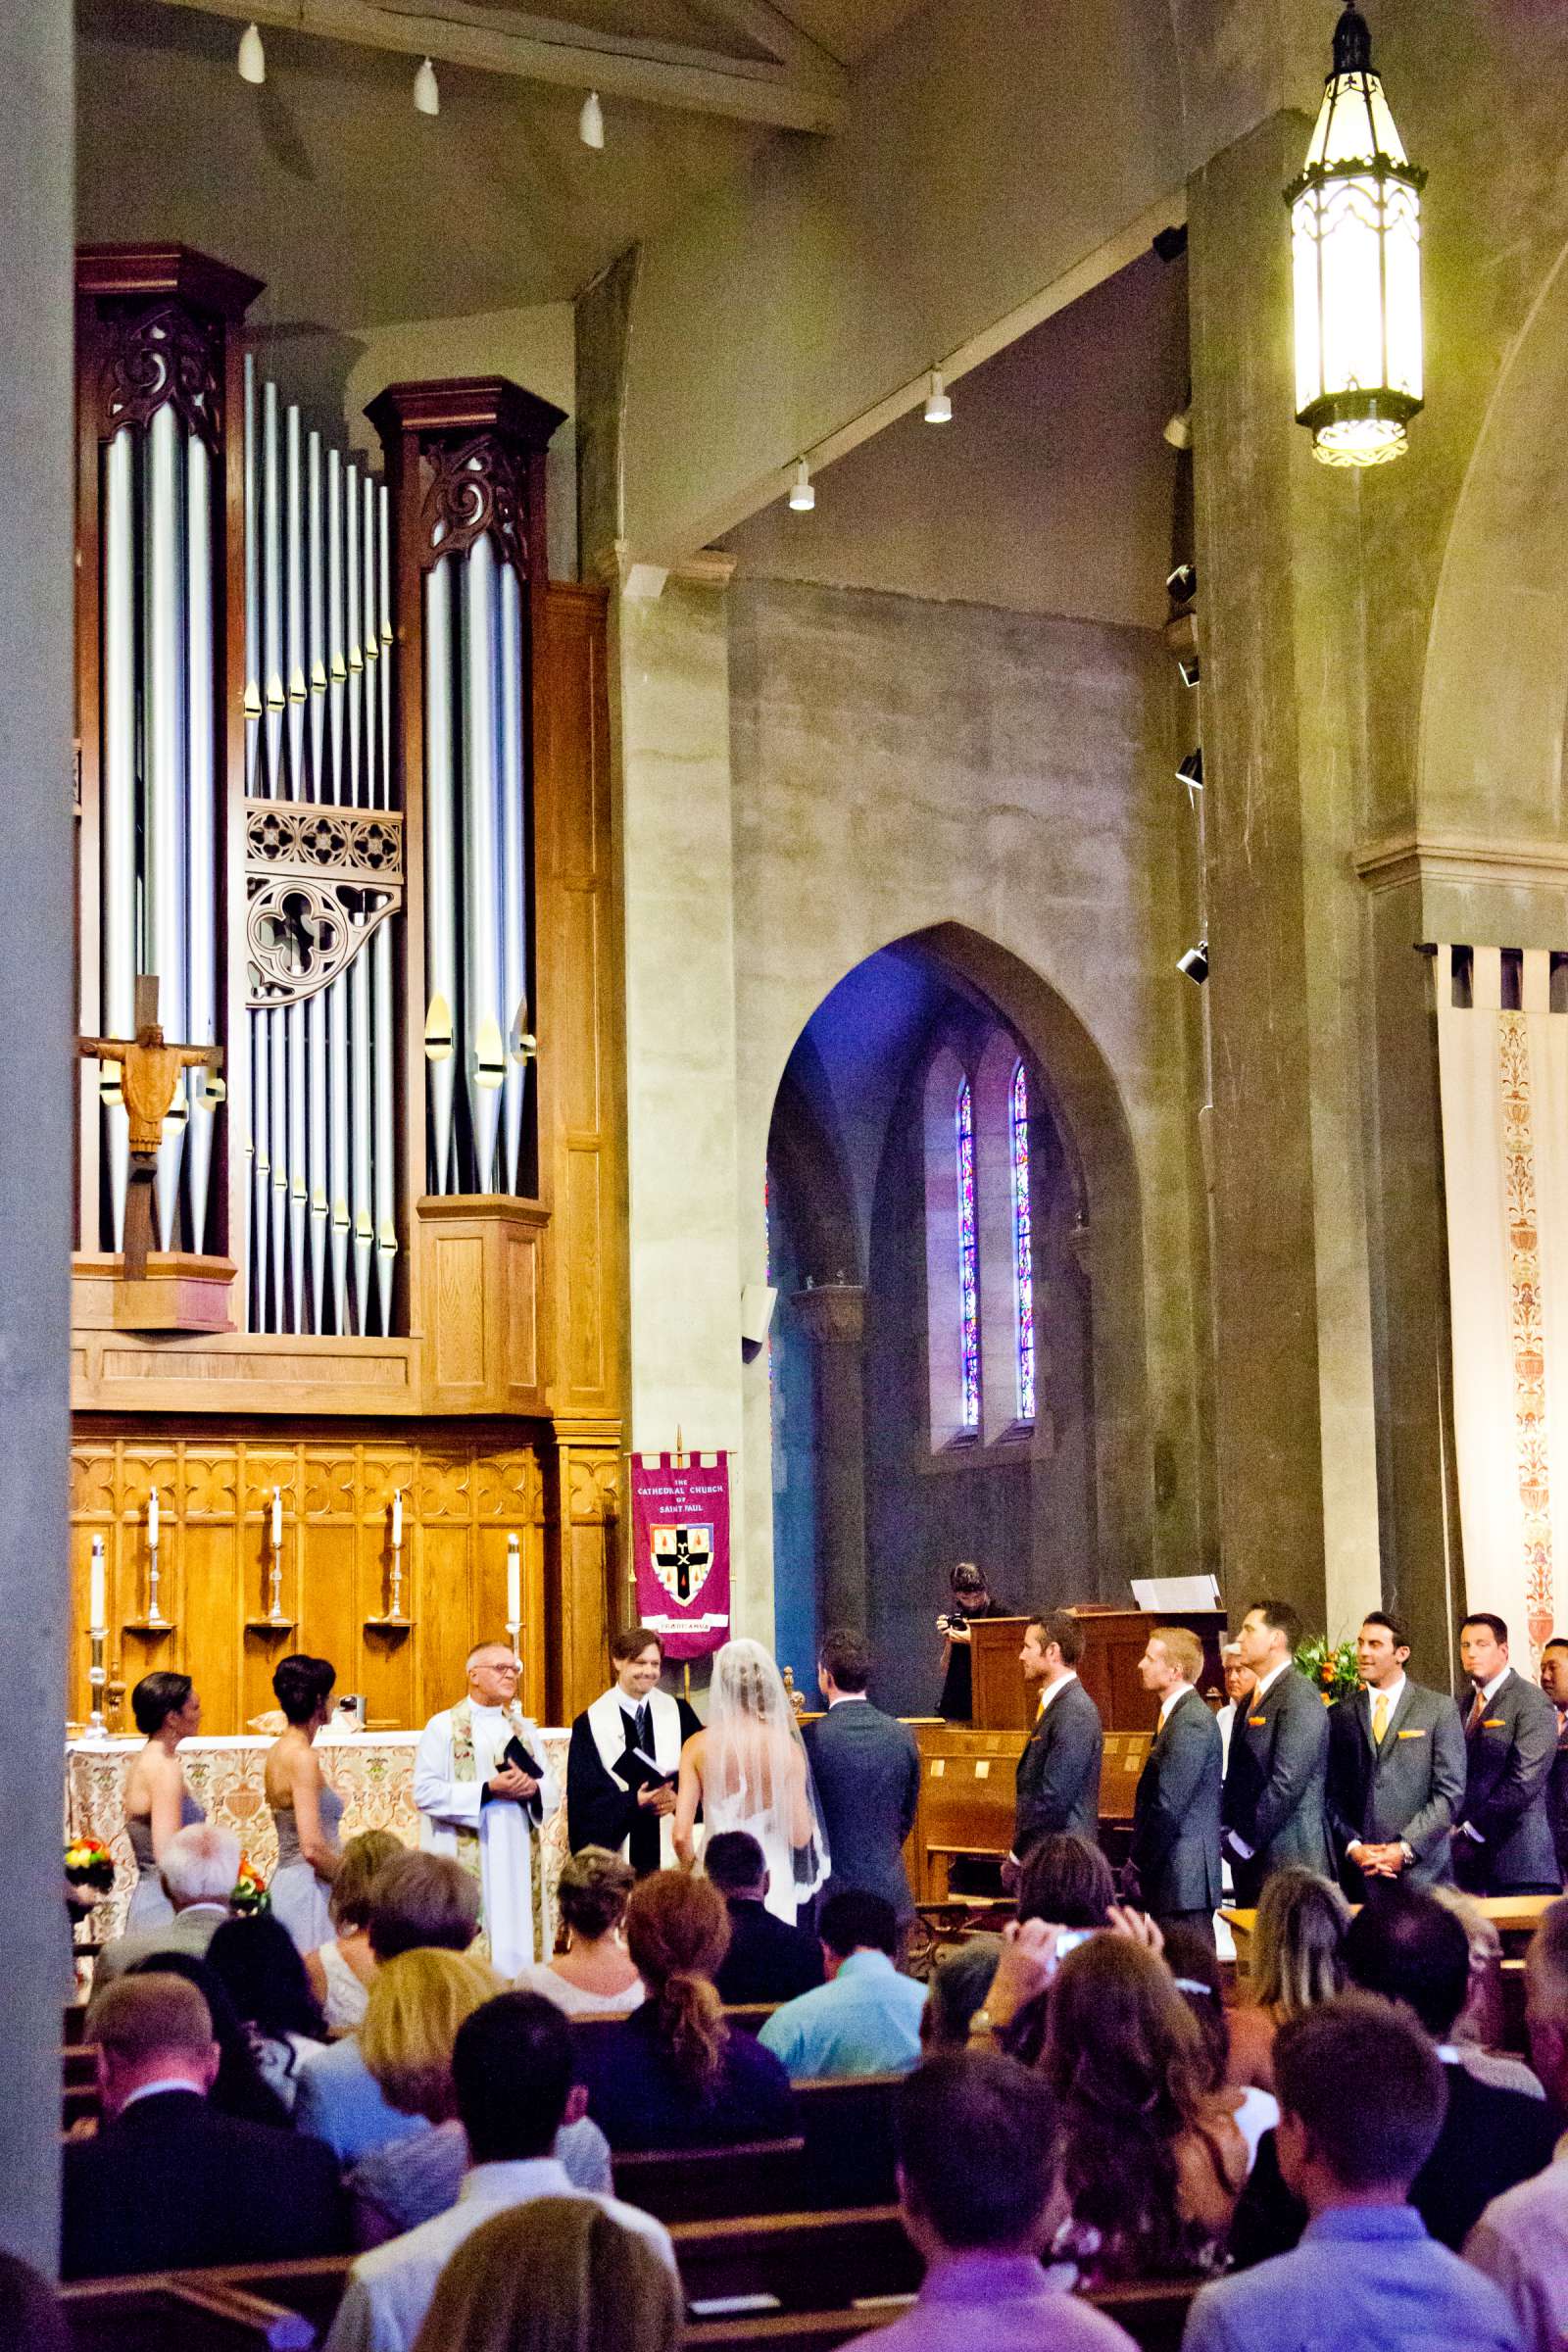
1371,1690,1390,1747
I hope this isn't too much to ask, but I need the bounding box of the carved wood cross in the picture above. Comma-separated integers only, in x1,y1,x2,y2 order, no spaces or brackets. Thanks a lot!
79,975,223,1279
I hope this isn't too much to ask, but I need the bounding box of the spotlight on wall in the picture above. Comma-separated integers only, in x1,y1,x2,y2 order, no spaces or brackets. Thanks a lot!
414,57,440,115
1177,941,1209,985
1166,561,1197,603
923,368,952,424
1176,749,1203,795
1163,407,1193,450
580,89,605,149
1152,223,1189,264
1178,653,1200,689
238,21,266,82
788,458,815,513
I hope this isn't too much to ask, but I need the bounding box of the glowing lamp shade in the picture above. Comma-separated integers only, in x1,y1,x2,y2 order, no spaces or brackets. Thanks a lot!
1286,4,1425,467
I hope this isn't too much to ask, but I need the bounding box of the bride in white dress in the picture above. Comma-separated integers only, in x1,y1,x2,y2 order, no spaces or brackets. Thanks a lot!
673,1639,829,1926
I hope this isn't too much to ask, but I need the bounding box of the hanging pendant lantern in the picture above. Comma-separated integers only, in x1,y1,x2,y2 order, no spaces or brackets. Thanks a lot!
1286,3,1425,467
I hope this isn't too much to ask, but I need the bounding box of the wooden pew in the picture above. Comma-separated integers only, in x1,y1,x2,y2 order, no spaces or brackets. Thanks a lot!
159,2256,352,2340
613,2138,808,2223
672,2206,915,2314
682,2278,1198,2352
792,2076,902,2210
60,2272,317,2350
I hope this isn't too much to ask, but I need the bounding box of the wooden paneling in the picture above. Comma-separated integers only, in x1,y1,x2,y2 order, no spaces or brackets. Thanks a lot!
417,1200,551,1414
70,1431,550,1735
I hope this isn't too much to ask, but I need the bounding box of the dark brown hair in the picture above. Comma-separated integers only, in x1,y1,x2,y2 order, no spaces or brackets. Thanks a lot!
818,1627,870,1691
556,1846,636,1941
1031,1609,1085,1667
1274,1993,1445,2189
610,1625,664,1665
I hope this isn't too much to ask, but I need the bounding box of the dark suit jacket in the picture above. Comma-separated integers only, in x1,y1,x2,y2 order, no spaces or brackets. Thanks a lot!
1129,1688,1221,1917
1549,1708,1568,1884
1458,1668,1561,1892
565,1695,702,1875
1221,1665,1331,1902
1327,1678,1466,1895
1229,2061,1561,2267
61,2088,349,2279
1013,1676,1102,1857
805,1698,921,1922
714,1896,825,2005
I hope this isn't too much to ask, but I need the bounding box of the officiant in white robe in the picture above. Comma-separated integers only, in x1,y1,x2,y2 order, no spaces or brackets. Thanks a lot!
414,1641,561,1976
566,1625,702,1875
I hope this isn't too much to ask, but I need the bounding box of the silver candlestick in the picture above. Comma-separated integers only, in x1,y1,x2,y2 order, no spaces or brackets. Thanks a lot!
388,1531,404,1622
146,1538,167,1628
84,1627,109,1743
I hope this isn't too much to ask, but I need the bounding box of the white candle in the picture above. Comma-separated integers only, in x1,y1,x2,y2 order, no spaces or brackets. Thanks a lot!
392,1488,403,1547
506,1534,521,1631
89,1535,106,1633
148,1489,159,1548
271,1485,283,1551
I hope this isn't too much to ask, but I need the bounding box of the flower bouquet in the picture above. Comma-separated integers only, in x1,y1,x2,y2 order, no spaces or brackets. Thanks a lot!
230,1855,270,1915
1294,1632,1361,1706
64,1836,117,1895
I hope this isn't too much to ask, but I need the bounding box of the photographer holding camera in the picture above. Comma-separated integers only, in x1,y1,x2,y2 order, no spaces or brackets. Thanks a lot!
936,1562,1008,1721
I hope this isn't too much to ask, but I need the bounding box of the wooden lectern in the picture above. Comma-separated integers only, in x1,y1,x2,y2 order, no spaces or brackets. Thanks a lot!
969,1617,1034,1730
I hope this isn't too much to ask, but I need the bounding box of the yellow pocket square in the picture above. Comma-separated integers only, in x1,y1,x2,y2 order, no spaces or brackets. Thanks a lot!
1396,1728,1427,1739
1483,1718,1506,1729
1248,1714,1266,1726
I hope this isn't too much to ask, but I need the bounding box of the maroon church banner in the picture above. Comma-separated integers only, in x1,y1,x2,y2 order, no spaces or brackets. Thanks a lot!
629,1452,732,1660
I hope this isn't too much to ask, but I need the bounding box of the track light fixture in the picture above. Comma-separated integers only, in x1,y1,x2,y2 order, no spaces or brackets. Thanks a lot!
1178,653,1200,690
923,369,952,424
580,90,605,149
1163,407,1193,450
788,459,815,513
237,21,265,83
1177,941,1209,985
1176,750,1203,796
414,57,439,116
1166,562,1197,603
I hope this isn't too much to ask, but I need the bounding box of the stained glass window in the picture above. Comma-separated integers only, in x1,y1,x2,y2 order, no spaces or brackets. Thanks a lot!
956,1077,980,1428
1011,1061,1036,1422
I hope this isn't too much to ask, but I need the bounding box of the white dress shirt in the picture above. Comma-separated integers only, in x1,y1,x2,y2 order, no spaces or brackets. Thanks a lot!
324,2157,675,2352
1158,1681,1194,1727
1036,1668,1079,1717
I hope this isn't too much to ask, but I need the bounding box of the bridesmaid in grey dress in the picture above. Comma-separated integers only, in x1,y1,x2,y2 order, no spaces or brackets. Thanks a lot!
264,1653,342,1955
122,1673,206,1932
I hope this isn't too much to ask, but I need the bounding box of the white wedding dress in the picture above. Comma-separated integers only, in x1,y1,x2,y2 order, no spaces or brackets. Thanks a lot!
698,1640,829,1928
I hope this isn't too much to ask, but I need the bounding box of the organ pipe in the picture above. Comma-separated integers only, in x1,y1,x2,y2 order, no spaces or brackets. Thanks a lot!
422,560,458,1196
185,429,219,1253
308,431,326,797
498,560,528,1198
462,531,507,1193
146,400,189,1250
262,379,283,793
243,354,261,796
100,424,136,1249
285,402,306,796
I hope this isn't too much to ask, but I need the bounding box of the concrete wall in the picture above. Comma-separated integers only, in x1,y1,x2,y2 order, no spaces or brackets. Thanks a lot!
725,577,1207,1632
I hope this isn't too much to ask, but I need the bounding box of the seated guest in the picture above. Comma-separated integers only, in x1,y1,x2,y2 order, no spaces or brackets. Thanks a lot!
1185,1994,1520,2352
1044,1936,1248,2283
866,2053,1136,2352
1231,1884,1560,2264
207,1910,328,2112
572,1872,797,2148
920,1941,1001,2053
0,2252,67,2352
93,1822,239,1982
121,1950,290,2128
306,1829,404,2034
760,1889,926,2081
514,1846,644,2015
61,1973,346,2278
327,1992,674,2352
1464,1896,1568,2352
706,1829,824,2004
1161,1923,1279,2172
1226,1866,1348,2093
1003,1832,1117,2063
409,2196,681,2352
294,1850,481,2162
1433,1884,1545,2095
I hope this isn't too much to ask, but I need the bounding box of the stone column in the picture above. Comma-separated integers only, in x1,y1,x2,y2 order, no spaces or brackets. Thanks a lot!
792,1285,868,1634
0,0,74,2275
1188,114,1384,1639
612,574,750,1623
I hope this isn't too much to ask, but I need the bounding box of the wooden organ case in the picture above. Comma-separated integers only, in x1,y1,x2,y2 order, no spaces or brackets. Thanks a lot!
68,246,621,1734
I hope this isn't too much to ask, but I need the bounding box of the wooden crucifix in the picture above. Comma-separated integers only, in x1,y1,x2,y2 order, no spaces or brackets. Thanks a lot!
79,976,223,1280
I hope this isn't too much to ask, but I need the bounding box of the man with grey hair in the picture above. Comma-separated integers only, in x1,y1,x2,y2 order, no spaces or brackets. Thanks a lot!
1463,1897,1568,2351
414,1640,561,1974
93,1822,240,1983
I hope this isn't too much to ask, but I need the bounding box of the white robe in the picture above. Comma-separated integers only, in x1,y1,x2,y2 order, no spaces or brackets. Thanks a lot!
413,1701,562,1976
585,1686,685,1870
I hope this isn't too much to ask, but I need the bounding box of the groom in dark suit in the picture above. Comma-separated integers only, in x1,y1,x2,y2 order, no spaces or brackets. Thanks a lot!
1221,1598,1331,1905
805,1628,921,1927
1452,1612,1560,1894
1004,1610,1103,1887
1128,1624,1221,1945
1326,1609,1466,1896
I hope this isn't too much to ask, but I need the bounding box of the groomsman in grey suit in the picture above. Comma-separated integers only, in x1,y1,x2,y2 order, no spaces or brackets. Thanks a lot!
805,1629,921,1927
1005,1611,1103,1887
1128,1624,1222,1947
1543,1636,1568,1885
1327,1610,1466,1897
1221,1598,1331,1905
1453,1612,1561,1895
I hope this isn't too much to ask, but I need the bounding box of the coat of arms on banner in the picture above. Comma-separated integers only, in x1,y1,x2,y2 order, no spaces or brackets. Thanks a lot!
651,1523,713,1604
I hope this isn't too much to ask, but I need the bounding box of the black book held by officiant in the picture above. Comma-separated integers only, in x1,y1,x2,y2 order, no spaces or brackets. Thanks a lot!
612,1745,679,1795
481,1732,547,1819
